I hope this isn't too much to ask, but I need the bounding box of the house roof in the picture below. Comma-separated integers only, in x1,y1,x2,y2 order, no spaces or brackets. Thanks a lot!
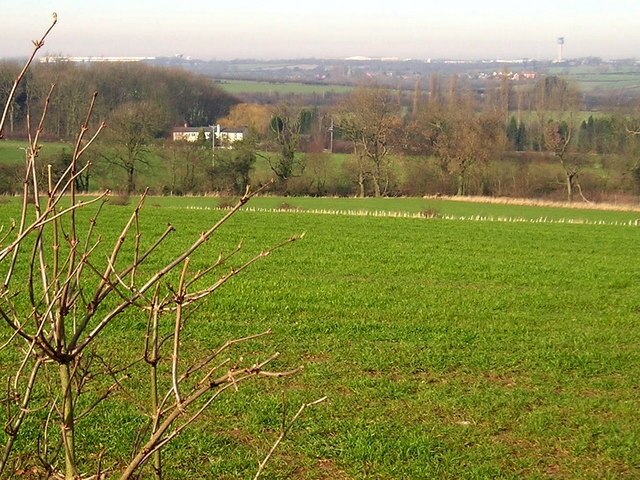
172,126,204,133
171,126,248,134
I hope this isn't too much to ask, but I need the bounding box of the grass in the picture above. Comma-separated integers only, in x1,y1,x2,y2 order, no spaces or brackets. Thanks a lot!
153,195,640,224
546,66,640,93
0,140,71,164
213,79,353,96
1,196,639,478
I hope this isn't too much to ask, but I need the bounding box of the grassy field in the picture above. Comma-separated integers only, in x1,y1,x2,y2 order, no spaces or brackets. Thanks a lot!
0,140,71,164
214,79,353,96
1,196,639,478
156,195,640,224
547,66,640,93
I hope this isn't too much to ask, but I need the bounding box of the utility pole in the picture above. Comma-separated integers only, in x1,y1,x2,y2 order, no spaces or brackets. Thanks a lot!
211,124,218,168
328,118,334,153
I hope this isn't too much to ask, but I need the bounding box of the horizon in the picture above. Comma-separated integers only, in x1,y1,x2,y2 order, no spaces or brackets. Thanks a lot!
2,1,639,61
17,54,640,65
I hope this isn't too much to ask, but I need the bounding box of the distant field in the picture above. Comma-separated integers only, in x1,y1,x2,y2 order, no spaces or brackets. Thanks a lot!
1,196,639,478
214,79,353,96
547,66,640,92
0,140,72,164
576,74,640,93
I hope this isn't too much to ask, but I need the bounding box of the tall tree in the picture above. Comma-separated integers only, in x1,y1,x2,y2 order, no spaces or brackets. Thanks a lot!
414,99,504,196
412,78,422,116
217,103,272,138
0,61,24,135
210,139,257,194
99,101,167,194
428,73,440,106
336,85,400,197
261,104,306,188
545,119,583,203
533,76,584,202
533,75,580,114
506,116,519,149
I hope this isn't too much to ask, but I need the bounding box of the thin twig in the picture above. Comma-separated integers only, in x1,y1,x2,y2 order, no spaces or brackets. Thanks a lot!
73,185,268,356
171,259,190,407
254,396,327,480
0,13,57,139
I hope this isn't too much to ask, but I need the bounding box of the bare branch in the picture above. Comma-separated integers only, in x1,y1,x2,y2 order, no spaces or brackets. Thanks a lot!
123,357,301,479
183,233,303,305
171,259,190,407
0,357,43,476
0,13,57,139
182,330,272,383
254,396,327,480
0,220,16,249
72,186,269,356
0,192,110,266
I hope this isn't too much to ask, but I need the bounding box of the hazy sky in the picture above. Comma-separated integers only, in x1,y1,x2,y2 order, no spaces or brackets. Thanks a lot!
1,1,639,60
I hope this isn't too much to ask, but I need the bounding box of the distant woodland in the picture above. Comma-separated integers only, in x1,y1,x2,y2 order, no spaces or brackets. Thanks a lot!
1,61,640,202
0,61,237,138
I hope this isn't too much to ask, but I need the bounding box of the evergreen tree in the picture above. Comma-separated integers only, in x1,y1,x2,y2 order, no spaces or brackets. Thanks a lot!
515,122,527,151
506,116,518,149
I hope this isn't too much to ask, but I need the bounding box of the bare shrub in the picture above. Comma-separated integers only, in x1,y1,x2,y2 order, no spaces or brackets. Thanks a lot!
0,15,323,480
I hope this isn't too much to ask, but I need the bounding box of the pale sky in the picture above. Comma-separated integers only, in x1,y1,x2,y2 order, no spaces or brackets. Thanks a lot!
1,1,639,60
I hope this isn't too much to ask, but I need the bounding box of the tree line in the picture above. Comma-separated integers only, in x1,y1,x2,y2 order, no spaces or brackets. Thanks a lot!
209,76,640,202
2,61,640,202
0,61,237,139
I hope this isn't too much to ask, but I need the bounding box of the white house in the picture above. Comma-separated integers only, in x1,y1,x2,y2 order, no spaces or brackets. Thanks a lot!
171,124,247,148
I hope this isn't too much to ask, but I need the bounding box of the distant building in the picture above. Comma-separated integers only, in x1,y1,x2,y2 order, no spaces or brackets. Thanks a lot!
171,126,206,142
171,124,247,148
39,56,156,63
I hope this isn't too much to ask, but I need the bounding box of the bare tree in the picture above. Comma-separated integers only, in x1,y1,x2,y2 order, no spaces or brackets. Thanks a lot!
533,75,581,152
336,85,400,197
535,79,587,203
544,119,585,202
99,101,167,194
413,99,504,196
0,62,24,136
0,15,322,480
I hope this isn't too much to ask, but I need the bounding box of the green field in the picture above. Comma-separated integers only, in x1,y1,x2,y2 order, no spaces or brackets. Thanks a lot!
1,196,639,478
0,140,71,165
547,66,640,93
214,79,354,96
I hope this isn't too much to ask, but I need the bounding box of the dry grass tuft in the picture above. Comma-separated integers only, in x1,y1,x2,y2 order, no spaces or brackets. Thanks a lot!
423,194,640,212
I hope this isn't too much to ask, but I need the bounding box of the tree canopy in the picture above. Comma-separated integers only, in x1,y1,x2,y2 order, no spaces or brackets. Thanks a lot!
0,61,238,140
